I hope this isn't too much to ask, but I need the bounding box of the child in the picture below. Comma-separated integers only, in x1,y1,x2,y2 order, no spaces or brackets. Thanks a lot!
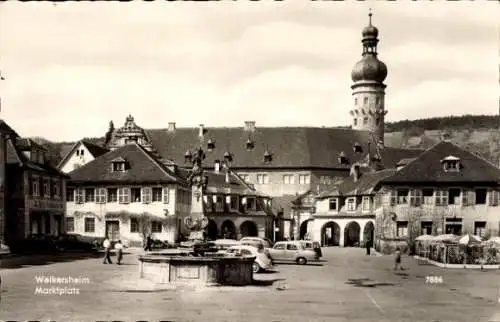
394,247,402,270
115,240,124,265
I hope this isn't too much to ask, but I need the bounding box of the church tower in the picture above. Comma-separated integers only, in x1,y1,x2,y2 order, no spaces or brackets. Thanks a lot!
350,11,388,146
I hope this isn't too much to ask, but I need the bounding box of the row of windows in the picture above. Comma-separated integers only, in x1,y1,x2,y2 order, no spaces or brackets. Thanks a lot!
390,188,499,207
67,187,172,204
66,217,164,233
240,173,312,185
395,220,489,238
31,176,61,199
353,117,381,127
328,197,371,212
204,195,266,212
354,96,381,106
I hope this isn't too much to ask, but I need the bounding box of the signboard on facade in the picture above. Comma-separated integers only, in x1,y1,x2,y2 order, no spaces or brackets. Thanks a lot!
29,198,64,211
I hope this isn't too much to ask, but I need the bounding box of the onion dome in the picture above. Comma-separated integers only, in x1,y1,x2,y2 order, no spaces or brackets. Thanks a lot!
351,55,387,83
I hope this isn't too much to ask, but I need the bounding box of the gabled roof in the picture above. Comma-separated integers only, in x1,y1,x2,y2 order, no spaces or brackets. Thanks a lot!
372,146,424,169
317,169,397,198
381,141,500,184
57,140,108,169
0,119,19,137
145,127,379,169
67,142,183,184
16,138,47,151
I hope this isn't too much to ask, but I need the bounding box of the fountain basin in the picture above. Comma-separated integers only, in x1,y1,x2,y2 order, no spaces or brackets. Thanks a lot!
138,253,255,286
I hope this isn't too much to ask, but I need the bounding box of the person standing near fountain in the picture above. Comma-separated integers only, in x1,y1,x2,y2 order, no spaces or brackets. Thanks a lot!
115,240,124,265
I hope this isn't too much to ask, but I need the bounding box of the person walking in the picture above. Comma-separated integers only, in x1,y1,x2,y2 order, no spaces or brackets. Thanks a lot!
365,238,372,255
394,247,402,270
102,237,113,264
144,236,152,252
115,240,124,265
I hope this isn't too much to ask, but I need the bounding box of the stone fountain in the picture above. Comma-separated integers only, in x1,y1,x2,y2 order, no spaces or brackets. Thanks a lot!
138,147,254,287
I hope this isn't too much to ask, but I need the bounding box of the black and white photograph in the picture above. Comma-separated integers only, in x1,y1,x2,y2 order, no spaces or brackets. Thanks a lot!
0,1,499,321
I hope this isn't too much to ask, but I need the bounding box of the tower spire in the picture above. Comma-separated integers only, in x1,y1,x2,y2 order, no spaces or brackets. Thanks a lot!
368,8,373,25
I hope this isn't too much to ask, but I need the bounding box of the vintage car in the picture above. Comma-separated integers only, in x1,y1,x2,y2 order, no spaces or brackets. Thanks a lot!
299,240,323,258
268,241,320,265
55,234,99,252
225,245,273,273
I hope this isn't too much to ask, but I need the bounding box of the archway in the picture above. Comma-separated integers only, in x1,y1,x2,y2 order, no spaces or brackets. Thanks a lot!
220,220,236,239
321,221,341,247
240,220,258,238
363,221,375,244
344,221,361,247
299,220,313,240
206,219,218,241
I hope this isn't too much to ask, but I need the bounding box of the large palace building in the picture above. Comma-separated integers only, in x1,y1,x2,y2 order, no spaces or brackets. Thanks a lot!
59,13,424,242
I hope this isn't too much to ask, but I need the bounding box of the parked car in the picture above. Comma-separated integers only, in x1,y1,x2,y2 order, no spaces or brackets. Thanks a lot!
225,245,273,273
55,234,99,252
268,241,320,265
192,241,218,257
299,240,322,258
19,234,58,253
214,239,241,251
240,237,273,249
179,239,204,249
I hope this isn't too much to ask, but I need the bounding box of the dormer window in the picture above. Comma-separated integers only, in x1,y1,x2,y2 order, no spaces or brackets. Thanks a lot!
353,142,362,153
207,139,215,151
246,138,254,151
111,157,127,172
338,151,349,165
441,156,461,172
264,150,273,163
184,150,192,164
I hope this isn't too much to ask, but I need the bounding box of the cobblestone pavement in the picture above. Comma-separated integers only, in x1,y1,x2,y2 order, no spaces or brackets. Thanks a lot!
1,247,500,322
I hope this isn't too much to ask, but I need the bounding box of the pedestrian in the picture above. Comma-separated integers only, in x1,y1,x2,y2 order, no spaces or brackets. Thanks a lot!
365,238,372,255
144,236,152,252
115,240,124,265
394,247,402,270
102,237,113,264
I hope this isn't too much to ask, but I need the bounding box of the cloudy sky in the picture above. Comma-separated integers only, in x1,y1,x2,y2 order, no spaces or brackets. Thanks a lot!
0,2,497,142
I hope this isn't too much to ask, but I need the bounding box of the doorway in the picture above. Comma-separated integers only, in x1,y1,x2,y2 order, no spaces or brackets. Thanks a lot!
105,220,120,241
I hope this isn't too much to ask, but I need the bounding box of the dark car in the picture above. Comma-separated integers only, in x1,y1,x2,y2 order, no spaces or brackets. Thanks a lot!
20,234,58,254
55,234,99,252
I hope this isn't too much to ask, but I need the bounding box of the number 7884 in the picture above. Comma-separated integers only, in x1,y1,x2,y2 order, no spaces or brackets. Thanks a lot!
425,276,444,284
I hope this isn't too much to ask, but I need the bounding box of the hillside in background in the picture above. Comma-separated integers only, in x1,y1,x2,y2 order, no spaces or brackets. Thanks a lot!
31,114,500,168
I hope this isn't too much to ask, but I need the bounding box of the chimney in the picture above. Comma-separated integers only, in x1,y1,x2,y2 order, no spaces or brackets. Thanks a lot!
168,122,176,132
198,124,204,138
214,159,220,173
350,164,361,182
244,121,256,132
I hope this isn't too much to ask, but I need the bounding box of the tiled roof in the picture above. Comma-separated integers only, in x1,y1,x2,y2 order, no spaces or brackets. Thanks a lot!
16,138,47,151
317,169,397,198
57,140,108,169
68,142,183,184
146,127,380,169
381,141,500,183
373,147,425,169
81,141,108,158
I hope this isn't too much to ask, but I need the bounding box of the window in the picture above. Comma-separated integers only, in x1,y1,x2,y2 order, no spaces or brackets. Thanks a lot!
215,195,224,212
151,221,162,233
363,97,368,105
448,188,461,205
230,196,238,210
257,174,269,184
435,190,449,206
246,197,256,210
376,97,380,105
239,174,250,182
84,188,95,202
421,221,433,235
462,189,474,206
283,174,295,185
142,187,152,204
397,221,408,237
84,218,95,233
131,188,141,203
476,188,487,205
363,117,368,125
354,98,358,105
163,187,170,204
130,218,139,233
107,188,118,202
112,161,126,172
389,190,397,206
354,118,358,126
118,187,130,204
66,217,75,232
328,198,338,211
152,188,162,202
409,189,422,206
66,188,75,202
397,189,409,204
80,149,84,156
43,178,50,197
362,196,370,212
75,188,84,204
96,188,106,204
287,244,298,250
489,189,500,206
52,180,60,198
274,243,285,250
299,175,310,185
474,221,487,238
422,189,434,205
346,197,356,212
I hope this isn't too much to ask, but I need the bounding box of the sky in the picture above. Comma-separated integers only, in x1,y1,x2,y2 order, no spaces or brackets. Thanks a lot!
0,1,498,142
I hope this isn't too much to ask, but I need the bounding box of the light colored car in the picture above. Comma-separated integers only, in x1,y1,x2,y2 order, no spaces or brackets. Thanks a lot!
240,237,273,249
226,245,273,273
268,241,320,265
299,240,323,258
214,239,241,251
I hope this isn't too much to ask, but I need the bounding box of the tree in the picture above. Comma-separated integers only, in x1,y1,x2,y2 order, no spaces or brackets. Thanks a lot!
104,121,114,147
